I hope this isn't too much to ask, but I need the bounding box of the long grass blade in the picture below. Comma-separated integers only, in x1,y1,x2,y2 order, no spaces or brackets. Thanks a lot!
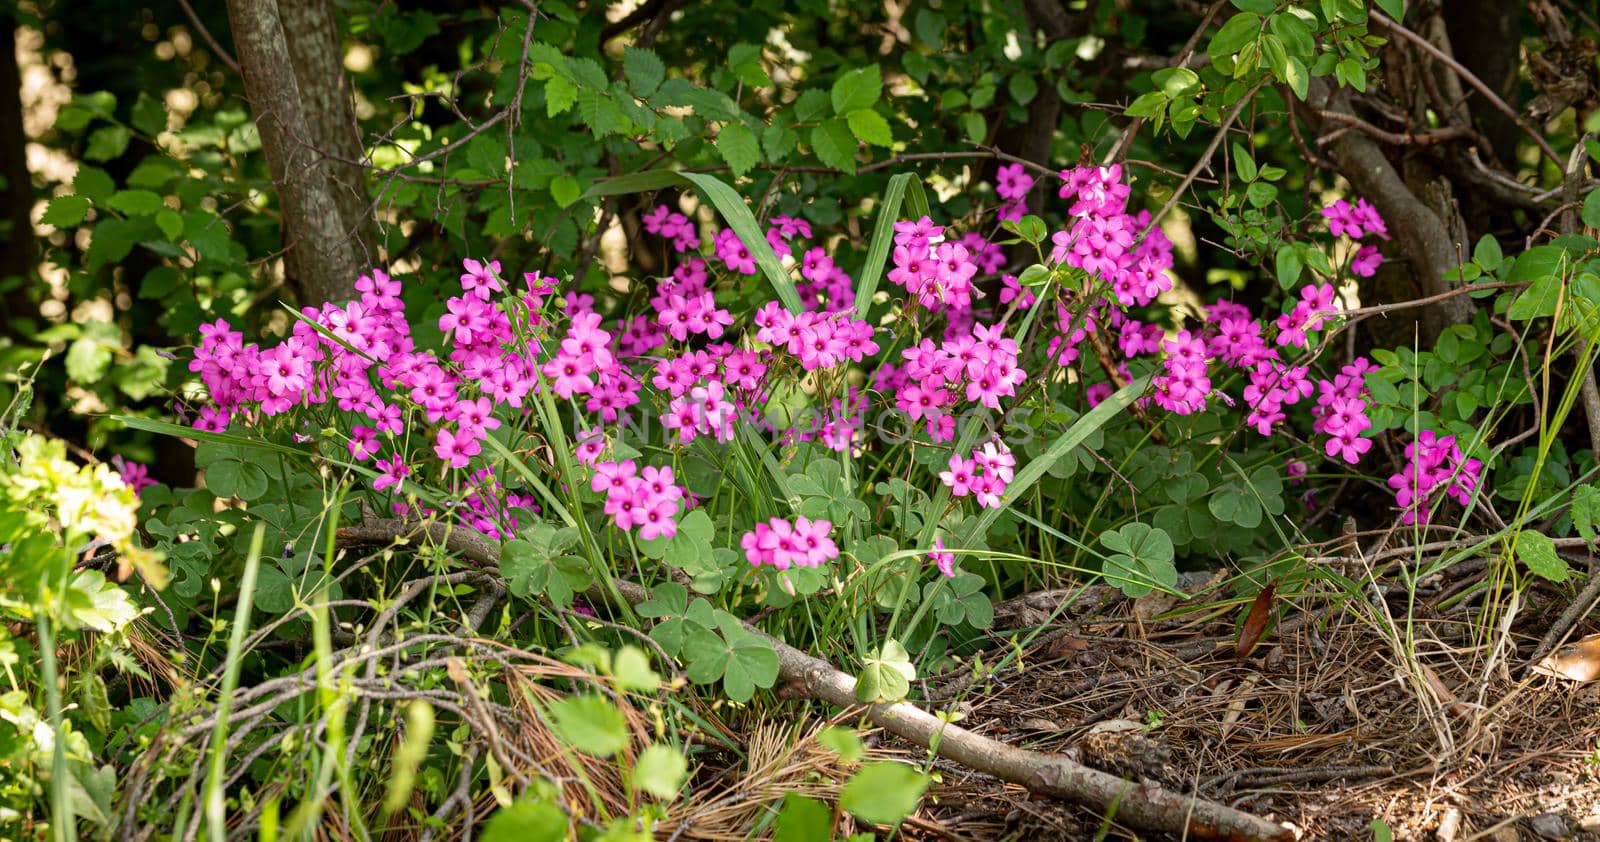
202,523,266,842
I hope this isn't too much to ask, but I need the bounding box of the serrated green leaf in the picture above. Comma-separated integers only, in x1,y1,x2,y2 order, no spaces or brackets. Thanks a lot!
106,189,164,216
846,108,893,147
42,195,90,228
830,64,883,114
811,119,858,174
84,125,130,161
623,46,665,97
716,122,761,177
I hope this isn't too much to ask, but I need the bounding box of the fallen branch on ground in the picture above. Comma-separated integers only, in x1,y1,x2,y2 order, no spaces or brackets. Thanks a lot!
337,519,1293,841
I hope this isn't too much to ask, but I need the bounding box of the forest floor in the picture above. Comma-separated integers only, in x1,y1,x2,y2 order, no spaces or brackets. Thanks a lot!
656,564,1600,841
902,566,1600,841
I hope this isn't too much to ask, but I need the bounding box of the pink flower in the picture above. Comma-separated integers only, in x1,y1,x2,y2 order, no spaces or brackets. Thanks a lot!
930,538,957,578
347,426,379,461
373,455,409,492
939,453,978,497
1351,245,1382,277
434,426,481,469
111,456,156,495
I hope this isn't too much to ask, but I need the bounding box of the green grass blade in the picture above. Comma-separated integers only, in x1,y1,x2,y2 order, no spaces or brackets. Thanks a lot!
678,171,804,313
961,376,1152,545
203,523,266,842
580,169,686,200
114,415,307,458
852,173,916,320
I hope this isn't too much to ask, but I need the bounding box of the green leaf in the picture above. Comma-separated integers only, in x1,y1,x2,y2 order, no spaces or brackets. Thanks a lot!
817,725,866,761
1124,91,1168,119
623,46,665,97
775,794,833,842
481,800,568,842
131,92,167,135
1473,234,1504,270
1284,56,1310,100
73,167,115,203
1583,188,1600,230
1099,523,1178,597
846,108,894,147
716,122,761,177
1152,67,1200,98
205,459,269,501
611,646,662,692
1571,486,1600,544
1517,531,1569,582
632,745,688,800
961,111,986,144
682,615,779,702
1373,0,1404,21
1232,142,1258,181
545,76,577,116
1270,12,1316,57
851,173,917,319
84,125,131,161
728,43,772,87
855,639,915,704
1007,72,1038,105
1275,243,1303,288
547,695,628,757
155,208,183,240
1209,13,1262,64
830,64,883,114
810,119,858,174
840,762,929,826
550,175,581,208
42,195,90,228
793,88,830,122
679,171,806,313
106,189,164,216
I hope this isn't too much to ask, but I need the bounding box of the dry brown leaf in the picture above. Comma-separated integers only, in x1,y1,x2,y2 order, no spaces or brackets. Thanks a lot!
1534,632,1600,682
1235,579,1277,659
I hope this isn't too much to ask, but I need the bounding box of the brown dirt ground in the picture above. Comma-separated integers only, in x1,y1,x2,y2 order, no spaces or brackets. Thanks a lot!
891,572,1600,841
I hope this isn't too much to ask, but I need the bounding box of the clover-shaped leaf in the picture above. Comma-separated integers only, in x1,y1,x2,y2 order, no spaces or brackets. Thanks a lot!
856,639,916,704
1099,523,1178,598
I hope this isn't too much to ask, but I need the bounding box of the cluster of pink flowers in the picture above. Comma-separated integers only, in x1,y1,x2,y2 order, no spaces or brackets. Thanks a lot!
937,439,1016,508
1047,165,1176,312
753,302,879,371
590,459,688,540
642,204,701,253
1386,430,1482,525
187,259,556,536
876,323,1026,441
1310,358,1376,464
1322,196,1388,278
995,163,1035,222
741,516,839,570
888,217,982,312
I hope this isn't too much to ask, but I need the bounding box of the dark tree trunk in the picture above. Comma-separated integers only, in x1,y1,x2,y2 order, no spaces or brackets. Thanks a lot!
0,11,36,334
226,0,371,305
1444,0,1523,171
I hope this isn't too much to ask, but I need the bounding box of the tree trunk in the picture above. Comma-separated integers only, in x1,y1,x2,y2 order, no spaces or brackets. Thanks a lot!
278,0,375,271
1444,0,1523,171
0,11,36,335
226,0,370,305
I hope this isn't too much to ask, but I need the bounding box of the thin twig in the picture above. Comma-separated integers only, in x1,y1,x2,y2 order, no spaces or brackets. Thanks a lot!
1370,11,1562,168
